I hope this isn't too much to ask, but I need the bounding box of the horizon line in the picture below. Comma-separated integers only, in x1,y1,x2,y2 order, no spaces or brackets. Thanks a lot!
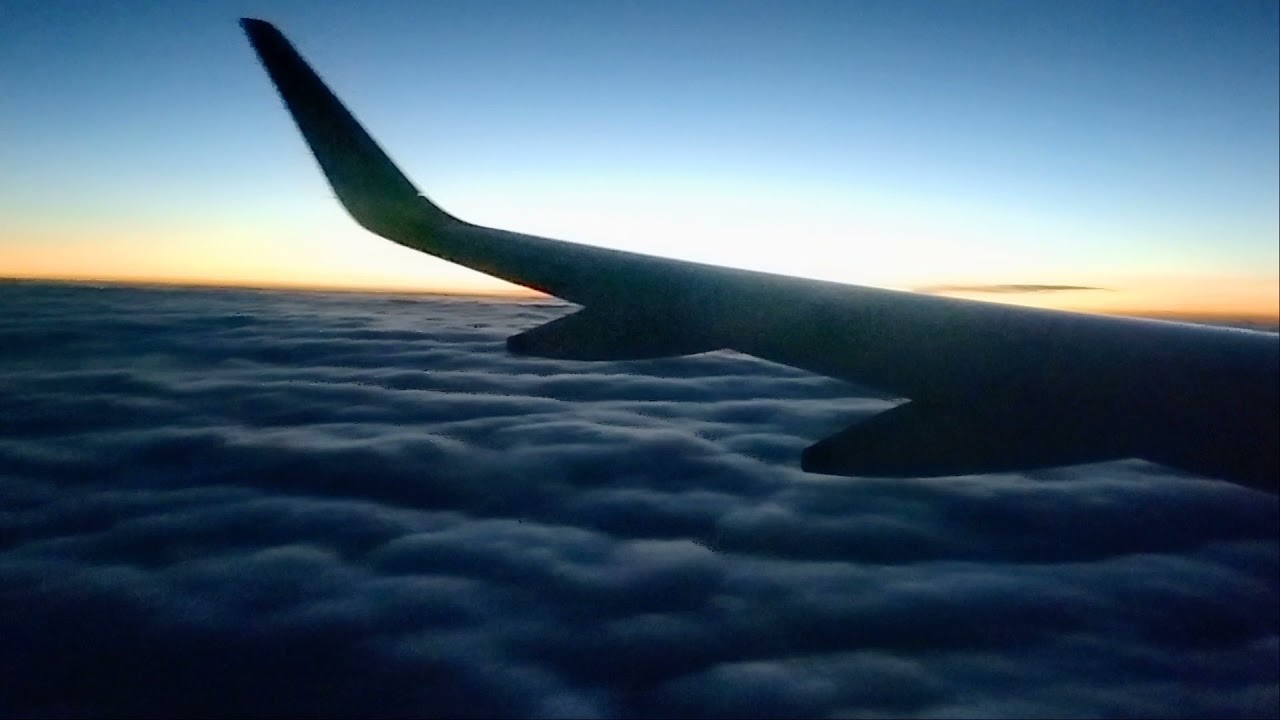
0,273,549,301
3,273,1276,328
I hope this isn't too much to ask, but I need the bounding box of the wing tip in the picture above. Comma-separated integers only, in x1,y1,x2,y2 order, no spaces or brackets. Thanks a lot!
239,16,464,237
239,17,276,34
239,18,283,51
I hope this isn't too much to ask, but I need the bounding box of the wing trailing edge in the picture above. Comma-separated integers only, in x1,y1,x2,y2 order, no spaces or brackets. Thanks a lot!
801,401,1128,478
508,307,721,360
804,397,1278,492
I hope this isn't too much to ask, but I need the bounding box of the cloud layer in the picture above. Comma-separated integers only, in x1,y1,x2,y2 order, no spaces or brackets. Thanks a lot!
1,280,1275,718
915,284,1109,294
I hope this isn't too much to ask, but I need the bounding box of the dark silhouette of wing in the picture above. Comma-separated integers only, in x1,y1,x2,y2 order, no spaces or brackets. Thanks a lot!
241,18,1278,493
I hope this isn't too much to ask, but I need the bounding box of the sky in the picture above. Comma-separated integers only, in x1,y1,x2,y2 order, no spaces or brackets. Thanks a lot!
2,282,1276,717
1,0,1277,318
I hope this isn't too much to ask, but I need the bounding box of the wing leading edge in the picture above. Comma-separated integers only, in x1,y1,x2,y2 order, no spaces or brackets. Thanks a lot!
241,19,1279,493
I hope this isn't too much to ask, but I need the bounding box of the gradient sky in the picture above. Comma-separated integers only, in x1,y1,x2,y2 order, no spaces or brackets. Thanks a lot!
2,0,1277,317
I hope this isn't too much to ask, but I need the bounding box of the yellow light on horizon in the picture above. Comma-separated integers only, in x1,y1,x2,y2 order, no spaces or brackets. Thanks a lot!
4,207,1276,322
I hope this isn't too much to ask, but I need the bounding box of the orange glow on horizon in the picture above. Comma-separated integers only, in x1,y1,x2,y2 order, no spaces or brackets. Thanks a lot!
5,269,1276,329
3,225,1275,325
5,197,1275,325
921,276,1279,325
0,269,546,299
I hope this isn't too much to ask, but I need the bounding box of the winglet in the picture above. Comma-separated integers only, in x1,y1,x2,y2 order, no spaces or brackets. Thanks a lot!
240,18,458,239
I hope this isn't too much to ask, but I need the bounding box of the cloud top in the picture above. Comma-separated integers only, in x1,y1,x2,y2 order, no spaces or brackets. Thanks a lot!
916,284,1109,294
0,281,1275,718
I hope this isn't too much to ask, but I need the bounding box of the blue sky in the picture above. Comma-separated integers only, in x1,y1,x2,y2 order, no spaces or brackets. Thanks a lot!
2,0,1277,315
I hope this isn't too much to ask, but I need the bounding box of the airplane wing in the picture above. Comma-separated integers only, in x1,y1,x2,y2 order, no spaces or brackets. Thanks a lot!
240,18,1279,494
